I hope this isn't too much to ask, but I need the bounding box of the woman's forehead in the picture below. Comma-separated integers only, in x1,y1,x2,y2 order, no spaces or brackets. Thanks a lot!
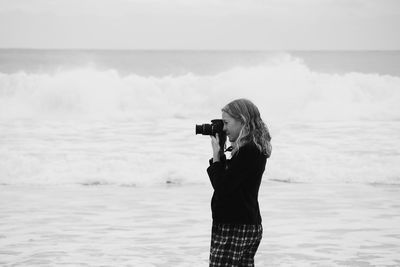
222,111,235,121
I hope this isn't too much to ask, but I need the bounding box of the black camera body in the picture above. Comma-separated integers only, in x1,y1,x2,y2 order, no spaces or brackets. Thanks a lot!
195,119,227,151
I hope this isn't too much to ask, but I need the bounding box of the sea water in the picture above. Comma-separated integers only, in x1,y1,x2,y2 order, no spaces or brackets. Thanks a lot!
1,50,400,186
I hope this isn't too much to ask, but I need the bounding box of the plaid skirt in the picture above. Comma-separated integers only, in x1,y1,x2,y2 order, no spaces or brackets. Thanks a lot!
209,222,263,267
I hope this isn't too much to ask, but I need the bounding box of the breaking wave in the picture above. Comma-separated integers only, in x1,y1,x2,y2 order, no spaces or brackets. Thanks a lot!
1,54,399,122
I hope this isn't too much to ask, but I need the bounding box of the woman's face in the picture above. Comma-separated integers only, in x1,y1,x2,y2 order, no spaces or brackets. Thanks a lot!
222,111,243,143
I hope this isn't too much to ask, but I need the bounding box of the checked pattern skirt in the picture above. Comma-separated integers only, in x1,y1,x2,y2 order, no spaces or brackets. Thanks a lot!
209,222,263,267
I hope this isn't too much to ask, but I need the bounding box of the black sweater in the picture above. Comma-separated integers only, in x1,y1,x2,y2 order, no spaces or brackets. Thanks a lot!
207,142,267,225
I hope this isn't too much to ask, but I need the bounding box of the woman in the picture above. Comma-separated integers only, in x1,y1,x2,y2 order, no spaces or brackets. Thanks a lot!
207,98,272,267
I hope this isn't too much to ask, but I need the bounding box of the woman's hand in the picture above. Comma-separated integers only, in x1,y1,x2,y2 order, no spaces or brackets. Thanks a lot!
211,134,221,162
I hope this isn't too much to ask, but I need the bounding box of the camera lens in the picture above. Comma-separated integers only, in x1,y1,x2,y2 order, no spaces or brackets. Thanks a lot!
195,124,212,135
195,124,202,135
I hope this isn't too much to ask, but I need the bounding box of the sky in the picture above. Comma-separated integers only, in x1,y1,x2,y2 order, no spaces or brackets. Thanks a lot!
0,0,399,50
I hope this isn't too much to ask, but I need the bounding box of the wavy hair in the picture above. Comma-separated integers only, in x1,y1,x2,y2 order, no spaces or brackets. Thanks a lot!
222,98,272,158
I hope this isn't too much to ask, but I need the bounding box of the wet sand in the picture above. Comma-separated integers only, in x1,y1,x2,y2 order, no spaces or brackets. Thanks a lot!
1,182,399,266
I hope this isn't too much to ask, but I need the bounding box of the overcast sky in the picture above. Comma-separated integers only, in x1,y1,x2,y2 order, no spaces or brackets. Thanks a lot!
0,0,399,50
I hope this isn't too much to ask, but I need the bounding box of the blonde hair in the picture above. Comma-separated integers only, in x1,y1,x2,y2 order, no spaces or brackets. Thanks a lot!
222,98,272,158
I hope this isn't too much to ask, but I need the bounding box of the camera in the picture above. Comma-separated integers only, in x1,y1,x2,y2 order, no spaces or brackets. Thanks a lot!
195,119,226,151
195,119,224,136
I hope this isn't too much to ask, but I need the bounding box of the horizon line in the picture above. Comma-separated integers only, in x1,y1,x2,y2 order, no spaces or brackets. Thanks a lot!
0,47,400,52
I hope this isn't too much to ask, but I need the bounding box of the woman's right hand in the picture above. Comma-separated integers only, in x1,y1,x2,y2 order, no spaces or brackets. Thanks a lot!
210,134,221,162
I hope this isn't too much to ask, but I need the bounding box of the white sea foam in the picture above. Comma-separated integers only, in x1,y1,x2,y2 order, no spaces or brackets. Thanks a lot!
1,54,399,186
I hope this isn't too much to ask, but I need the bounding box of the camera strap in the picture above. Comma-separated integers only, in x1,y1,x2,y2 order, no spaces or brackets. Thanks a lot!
225,146,233,152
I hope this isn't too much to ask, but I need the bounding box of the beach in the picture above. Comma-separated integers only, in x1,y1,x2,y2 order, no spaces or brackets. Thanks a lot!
1,182,399,266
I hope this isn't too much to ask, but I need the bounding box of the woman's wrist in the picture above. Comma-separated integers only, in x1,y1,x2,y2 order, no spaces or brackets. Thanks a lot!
213,152,221,162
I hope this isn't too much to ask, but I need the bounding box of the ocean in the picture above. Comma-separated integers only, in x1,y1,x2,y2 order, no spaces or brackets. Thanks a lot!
1,49,400,186
1,50,400,266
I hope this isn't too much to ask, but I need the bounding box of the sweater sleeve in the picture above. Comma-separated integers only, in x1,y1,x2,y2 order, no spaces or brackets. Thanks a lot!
207,145,256,195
